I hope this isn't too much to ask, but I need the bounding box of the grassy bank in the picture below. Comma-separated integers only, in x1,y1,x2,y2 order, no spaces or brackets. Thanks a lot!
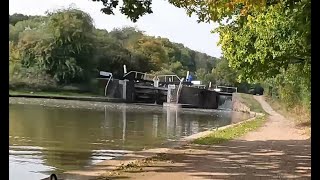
193,115,266,145
264,96,310,136
9,89,99,97
192,93,266,145
237,93,265,113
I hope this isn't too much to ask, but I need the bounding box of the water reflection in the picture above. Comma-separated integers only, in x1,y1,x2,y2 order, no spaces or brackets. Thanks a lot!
9,103,251,180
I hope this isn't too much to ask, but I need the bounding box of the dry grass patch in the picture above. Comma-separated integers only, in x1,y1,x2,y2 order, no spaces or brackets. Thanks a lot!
265,96,310,136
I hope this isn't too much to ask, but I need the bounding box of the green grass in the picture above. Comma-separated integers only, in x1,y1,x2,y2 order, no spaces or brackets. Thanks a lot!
9,90,98,97
193,115,266,145
237,93,265,113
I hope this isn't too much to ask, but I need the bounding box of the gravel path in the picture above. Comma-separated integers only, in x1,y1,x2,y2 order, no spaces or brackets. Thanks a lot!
114,95,311,180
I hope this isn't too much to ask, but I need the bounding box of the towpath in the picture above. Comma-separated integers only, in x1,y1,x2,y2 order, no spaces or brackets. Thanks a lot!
114,95,311,180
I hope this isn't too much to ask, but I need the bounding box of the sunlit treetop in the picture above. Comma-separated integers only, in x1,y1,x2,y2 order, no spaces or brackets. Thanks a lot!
92,0,277,23
91,0,153,22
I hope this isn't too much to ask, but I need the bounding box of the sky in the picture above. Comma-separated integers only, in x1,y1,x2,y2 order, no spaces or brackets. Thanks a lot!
9,0,222,58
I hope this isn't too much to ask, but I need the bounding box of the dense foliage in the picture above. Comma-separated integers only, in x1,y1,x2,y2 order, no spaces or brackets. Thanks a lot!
215,0,310,111
9,10,222,91
181,0,311,111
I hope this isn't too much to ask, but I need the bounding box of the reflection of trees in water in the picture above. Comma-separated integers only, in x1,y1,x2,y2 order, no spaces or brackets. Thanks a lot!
163,108,235,138
9,104,241,173
9,105,139,171
9,105,95,171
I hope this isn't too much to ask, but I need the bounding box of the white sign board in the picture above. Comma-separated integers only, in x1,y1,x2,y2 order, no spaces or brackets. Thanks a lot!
191,80,201,85
100,71,112,77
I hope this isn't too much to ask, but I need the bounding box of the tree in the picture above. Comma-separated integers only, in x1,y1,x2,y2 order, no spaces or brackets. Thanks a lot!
130,37,169,70
93,31,133,77
9,9,222,90
212,58,238,86
153,61,187,77
9,13,30,25
43,9,96,83
9,16,48,43
12,9,96,83
216,0,310,82
109,26,144,47
194,53,217,72
91,0,268,23
91,0,152,22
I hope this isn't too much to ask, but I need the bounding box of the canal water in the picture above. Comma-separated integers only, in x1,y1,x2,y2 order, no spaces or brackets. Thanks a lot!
9,102,252,180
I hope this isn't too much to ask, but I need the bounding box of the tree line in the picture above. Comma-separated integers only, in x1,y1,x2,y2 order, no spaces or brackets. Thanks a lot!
9,10,241,92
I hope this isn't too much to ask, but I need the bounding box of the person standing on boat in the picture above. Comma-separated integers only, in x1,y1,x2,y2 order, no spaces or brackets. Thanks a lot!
187,74,193,82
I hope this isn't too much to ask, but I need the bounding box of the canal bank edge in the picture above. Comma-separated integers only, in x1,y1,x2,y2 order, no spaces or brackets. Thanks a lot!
232,93,252,113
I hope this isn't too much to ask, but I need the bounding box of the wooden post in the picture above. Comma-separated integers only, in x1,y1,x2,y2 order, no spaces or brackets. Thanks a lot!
122,106,126,142
186,71,190,81
123,65,127,74
167,85,172,103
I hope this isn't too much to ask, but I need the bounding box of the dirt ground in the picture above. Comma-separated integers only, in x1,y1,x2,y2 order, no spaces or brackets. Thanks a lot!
110,96,311,180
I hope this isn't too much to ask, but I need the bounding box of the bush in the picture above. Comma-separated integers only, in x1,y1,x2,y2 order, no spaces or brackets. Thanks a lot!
262,64,310,111
9,66,58,91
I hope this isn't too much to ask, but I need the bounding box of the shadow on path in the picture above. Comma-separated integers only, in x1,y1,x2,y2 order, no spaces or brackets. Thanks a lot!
117,139,310,180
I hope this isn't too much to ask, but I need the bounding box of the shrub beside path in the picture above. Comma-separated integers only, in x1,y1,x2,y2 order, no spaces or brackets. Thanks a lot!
113,95,311,180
